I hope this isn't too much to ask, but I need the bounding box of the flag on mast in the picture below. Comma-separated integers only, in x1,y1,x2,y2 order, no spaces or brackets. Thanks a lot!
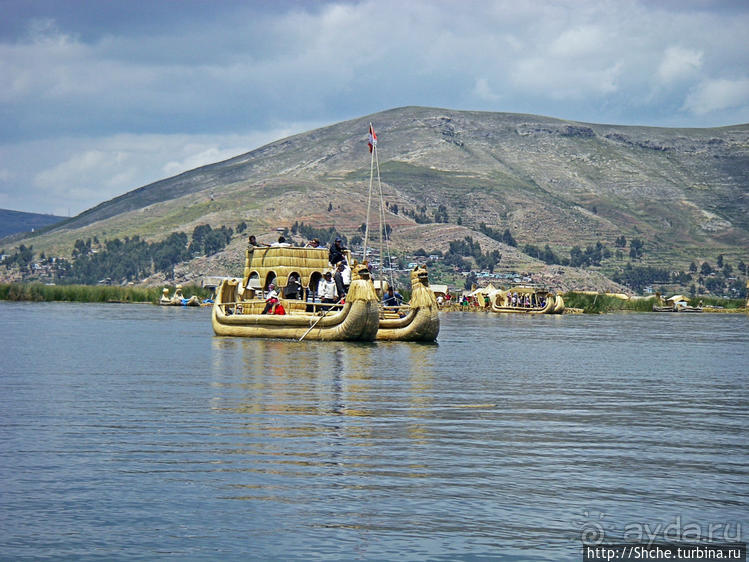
368,124,377,153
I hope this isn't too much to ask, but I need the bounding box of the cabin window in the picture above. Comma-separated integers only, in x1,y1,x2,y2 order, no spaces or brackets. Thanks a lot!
308,272,322,302
283,272,302,300
264,272,277,292
247,272,261,290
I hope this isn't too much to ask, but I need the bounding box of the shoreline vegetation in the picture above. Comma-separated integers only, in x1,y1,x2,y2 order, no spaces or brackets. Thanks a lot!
0,283,744,313
561,292,746,314
0,283,212,304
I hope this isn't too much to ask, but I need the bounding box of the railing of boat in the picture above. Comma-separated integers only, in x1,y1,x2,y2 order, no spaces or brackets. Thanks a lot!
380,304,411,318
217,301,346,315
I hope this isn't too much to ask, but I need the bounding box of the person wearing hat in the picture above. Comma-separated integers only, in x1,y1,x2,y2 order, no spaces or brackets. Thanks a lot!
328,237,346,266
334,261,347,297
261,283,280,314
318,271,338,310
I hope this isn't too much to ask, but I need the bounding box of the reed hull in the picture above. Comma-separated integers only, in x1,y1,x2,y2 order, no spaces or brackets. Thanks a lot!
376,305,440,342
491,295,564,314
212,300,380,340
212,278,380,341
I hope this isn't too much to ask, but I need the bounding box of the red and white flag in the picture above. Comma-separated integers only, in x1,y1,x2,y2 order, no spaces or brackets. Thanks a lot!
368,124,377,153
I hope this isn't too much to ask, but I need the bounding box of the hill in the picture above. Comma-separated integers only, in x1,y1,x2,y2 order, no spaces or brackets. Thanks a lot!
3,106,748,291
0,209,67,239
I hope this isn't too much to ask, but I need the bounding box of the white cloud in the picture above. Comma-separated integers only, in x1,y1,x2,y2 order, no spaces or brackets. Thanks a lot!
511,58,622,100
473,78,501,102
549,26,606,58
682,77,749,115
2,0,749,214
657,46,703,84
0,123,323,215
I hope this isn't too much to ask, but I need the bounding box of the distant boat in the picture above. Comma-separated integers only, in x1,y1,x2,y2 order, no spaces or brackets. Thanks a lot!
652,294,702,313
490,285,564,314
160,285,201,306
212,246,380,341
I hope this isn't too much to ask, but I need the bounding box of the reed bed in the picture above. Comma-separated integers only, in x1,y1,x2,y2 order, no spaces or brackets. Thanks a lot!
562,292,656,313
697,296,745,309
0,283,211,304
563,292,745,313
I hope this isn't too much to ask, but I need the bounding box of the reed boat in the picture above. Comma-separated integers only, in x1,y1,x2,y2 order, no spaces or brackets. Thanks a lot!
212,246,380,341
376,266,440,342
490,285,564,314
160,285,201,306
652,305,703,313
652,294,702,313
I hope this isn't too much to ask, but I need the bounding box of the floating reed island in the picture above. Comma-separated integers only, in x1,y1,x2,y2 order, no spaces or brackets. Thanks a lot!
0,283,210,304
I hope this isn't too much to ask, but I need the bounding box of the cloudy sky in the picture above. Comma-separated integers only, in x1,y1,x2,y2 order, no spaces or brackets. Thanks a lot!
2,0,748,216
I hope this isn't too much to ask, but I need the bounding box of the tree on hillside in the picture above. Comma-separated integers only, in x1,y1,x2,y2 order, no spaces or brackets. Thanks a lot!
502,229,516,247
629,238,644,259
464,272,477,290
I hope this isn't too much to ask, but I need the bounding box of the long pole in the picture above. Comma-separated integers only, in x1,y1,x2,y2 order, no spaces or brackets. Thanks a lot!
374,145,385,293
362,123,376,262
298,296,344,341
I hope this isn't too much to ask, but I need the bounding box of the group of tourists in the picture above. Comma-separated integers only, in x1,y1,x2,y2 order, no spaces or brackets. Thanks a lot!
250,234,407,314
254,236,352,314
507,292,545,308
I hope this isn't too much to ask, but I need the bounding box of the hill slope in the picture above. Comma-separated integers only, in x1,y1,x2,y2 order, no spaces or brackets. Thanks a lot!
5,106,748,285
0,209,67,239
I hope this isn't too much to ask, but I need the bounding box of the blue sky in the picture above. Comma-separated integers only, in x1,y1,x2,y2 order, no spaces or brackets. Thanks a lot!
1,0,748,216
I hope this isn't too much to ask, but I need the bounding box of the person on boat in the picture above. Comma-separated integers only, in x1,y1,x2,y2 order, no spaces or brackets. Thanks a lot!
261,283,280,314
343,260,352,289
283,274,302,300
334,262,347,297
328,237,347,266
271,236,291,247
318,271,338,310
261,295,285,315
383,286,403,307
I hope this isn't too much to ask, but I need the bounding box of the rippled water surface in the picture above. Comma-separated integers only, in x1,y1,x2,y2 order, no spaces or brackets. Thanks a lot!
1,302,747,560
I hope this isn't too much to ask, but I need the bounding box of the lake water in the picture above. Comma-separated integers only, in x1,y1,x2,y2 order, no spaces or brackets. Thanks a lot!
1,302,747,560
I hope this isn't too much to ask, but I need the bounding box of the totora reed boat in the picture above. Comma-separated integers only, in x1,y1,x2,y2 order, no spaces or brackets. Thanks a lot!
490,285,565,314
212,246,380,341
376,265,440,342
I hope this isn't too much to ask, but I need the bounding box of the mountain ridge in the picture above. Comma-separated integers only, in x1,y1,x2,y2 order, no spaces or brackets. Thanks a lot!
4,106,748,289
0,209,67,239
